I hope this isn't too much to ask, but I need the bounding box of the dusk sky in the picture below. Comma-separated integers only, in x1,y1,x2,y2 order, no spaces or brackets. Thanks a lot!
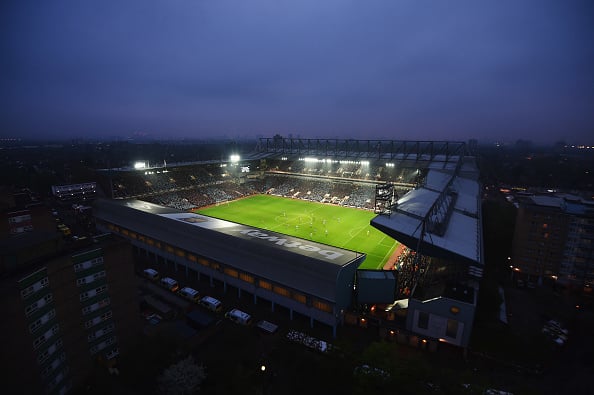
1,0,593,143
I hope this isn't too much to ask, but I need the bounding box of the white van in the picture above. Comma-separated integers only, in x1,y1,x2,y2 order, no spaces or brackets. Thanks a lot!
160,277,179,292
178,287,200,302
143,268,159,281
199,296,222,312
225,308,252,326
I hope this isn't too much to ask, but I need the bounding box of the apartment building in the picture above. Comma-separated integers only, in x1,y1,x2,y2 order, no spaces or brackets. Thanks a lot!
511,194,594,289
0,234,141,394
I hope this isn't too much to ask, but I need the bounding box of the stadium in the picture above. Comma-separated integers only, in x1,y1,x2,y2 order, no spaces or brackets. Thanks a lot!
94,137,483,346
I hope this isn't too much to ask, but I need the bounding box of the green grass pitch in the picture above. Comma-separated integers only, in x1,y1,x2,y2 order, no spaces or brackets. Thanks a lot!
195,195,398,270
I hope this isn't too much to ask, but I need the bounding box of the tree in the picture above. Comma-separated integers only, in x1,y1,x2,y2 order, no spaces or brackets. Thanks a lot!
157,356,206,395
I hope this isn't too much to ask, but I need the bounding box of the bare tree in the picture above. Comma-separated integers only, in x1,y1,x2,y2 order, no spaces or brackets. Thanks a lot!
158,356,206,395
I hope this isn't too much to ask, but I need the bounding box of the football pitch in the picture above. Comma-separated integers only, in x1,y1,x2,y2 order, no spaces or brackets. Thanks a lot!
195,195,398,270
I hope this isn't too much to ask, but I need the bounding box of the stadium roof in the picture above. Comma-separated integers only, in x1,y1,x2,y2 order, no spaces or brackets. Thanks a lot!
371,158,483,266
93,199,365,303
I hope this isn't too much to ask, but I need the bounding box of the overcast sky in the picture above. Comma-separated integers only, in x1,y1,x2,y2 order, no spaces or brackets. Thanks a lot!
1,0,593,143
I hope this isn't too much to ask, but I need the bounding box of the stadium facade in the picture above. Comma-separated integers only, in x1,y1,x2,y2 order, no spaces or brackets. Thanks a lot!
94,199,365,336
371,157,483,347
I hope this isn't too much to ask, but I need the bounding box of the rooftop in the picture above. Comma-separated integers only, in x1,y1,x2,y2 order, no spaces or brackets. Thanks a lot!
94,199,365,303
371,158,483,265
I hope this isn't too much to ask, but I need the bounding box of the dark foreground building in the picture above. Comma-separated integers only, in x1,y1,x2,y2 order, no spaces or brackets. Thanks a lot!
0,233,141,394
511,193,594,290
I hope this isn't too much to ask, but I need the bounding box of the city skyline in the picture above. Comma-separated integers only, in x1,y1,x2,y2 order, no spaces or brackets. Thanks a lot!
1,0,593,143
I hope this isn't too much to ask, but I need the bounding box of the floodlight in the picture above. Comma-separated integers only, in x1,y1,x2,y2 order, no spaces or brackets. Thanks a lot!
134,161,146,169
230,154,240,163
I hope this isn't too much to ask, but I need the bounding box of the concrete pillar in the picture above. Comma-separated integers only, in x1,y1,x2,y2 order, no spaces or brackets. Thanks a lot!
223,281,227,293
238,288,241,298
289,309,293,320
271,301,275,312
253,294,257,304
210,275,214,287
310,316,314,328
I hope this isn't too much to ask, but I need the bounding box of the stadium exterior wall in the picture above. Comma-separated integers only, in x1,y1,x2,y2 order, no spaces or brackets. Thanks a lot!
93,199,365,335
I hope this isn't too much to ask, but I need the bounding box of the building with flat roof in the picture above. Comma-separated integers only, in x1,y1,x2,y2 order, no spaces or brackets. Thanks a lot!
0,233,142,394
511,193,594,290
93,198,365,336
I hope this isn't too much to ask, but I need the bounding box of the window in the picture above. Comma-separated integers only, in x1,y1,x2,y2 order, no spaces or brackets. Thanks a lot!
239,273,254,284
224,268,238,278
20,277,49,299
73,257,104,272
37,339,63,364
84,310,112,329
273,285,290,297
33,324,59,350
40,352,66,378
25,293,53,317
77,270,107,287
80,283,108,301
313,300,332,313
258,280,272,290
89,336,117,355
29,309,56,333
445,319,459,338
87,323,115,342
417,312,429,329
82,297,111,315
292,293,306,304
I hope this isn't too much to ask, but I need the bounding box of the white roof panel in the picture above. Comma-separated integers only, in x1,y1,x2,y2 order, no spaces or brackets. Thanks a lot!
425,171,452,191
397,188,440,218
372,160,483,265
